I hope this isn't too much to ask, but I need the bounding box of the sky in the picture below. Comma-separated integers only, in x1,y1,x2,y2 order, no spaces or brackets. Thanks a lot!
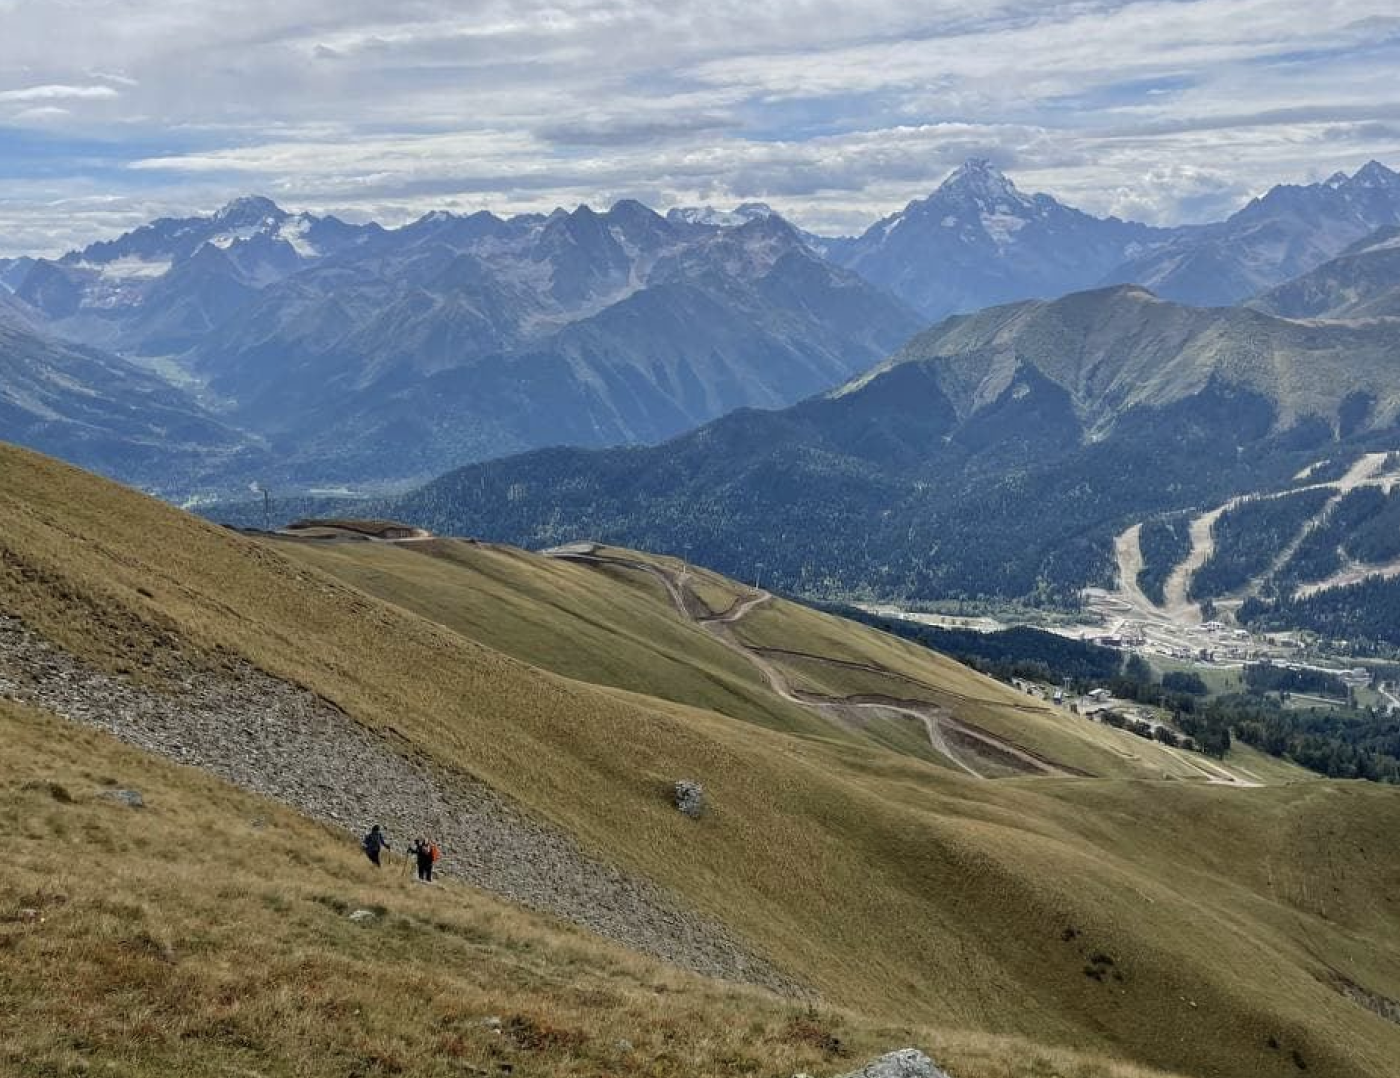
2,0,1400,256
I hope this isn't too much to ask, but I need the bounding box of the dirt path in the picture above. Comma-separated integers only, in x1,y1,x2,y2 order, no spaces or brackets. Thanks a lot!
547,548,1082,779
1239,454,1394,601
1296,556,1400,598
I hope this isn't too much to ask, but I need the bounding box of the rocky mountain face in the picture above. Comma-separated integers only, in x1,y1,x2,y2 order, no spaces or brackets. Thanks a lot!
6,159,1400,498
0,256,34,292
1251,224,1400,320
1107,161,1400,306
181,203,922,484
827,159,1173,321
391,285,1400,604
0,317,261,491
11,197,381,355
2,195,919,490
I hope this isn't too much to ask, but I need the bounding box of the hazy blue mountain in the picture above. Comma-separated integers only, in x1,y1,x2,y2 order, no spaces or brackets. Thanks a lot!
11,197,381,354
186,204,922,484
828,159,1173,321
390,286,1400,605
1107,161,1400,306
0,317,261,492
1250,225,1400,320
0,256,34,292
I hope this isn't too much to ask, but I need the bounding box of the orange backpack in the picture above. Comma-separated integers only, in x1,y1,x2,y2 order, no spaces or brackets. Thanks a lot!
429,843,441,863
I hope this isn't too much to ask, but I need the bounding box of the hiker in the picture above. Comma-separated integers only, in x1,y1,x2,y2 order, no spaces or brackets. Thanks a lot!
413,837,438,883
362,824,391,867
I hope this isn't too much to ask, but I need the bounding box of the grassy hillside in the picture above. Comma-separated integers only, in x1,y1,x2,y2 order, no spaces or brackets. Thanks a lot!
5,443,1400,1077
272,536,832,740
5,698,1204,1078
273,536,1178,777
389,286,1393,608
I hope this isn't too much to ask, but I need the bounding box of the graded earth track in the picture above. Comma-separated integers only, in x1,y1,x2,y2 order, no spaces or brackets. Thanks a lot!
545,546,1076,779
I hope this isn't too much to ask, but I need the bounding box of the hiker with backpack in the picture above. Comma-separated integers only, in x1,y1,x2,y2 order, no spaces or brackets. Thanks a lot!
362,824,391,867
413,837,441,882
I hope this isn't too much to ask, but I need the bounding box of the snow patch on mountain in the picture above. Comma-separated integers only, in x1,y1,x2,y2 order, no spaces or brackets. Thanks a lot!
91,256,174,281
667,202,778,228
276,216,321,258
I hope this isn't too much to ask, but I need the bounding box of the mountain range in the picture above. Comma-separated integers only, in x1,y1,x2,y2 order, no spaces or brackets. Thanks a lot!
1110,161,1400,306
0,316,261,492
1251,224,1400,320
180,205,922,483
828,158,1172,321
3,158,1400,501
5,198,920,487
389,284,1400,604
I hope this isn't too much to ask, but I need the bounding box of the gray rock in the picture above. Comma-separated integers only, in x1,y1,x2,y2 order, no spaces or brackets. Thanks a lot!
99,788,145,808
840,1049,950,1078
673,779,705,818
347,908,378,923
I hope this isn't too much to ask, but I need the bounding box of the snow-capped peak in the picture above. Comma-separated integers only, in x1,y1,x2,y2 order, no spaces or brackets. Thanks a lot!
1350,160,1399,189
937,158,1025,205
666,202,777,228
213,195,286,227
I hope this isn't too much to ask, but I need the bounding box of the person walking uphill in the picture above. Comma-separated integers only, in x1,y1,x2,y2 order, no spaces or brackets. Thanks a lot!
362,824,391,867
413,837,440,883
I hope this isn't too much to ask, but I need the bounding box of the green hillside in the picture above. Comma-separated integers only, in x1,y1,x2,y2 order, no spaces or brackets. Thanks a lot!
5,443,1400,1077
1252,226,1400,321
390,286,1400,607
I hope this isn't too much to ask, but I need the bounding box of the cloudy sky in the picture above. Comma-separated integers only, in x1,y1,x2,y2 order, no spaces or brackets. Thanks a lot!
2,0,1399,255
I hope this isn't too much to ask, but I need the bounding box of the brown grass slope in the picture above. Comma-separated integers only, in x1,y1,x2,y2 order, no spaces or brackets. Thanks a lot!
273,536,836,740
273,535,1182,777
3,443,1400,1077
4,700,1198,1078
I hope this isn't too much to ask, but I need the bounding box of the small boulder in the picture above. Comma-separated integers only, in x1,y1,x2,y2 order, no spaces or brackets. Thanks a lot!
347,908,378,923
15,908,43,924
100,788,145,809
839,1049,950,1078
673,780,705,819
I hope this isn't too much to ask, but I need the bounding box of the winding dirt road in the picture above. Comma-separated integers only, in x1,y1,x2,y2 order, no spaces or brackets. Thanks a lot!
544,545,1080,779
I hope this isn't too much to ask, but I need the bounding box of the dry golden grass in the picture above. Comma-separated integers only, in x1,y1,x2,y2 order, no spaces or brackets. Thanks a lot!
273,537,836,740
2,700,1196,1078
723,597,1209,780
4,444,1400,1078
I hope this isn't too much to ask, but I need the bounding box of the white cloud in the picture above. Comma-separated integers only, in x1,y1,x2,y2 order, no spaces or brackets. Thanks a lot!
0,82,119,101
0,0,1398,252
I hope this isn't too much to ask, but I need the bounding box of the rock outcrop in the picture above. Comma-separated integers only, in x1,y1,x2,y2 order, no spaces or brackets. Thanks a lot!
673,779,705,818
839,1049,950,1078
